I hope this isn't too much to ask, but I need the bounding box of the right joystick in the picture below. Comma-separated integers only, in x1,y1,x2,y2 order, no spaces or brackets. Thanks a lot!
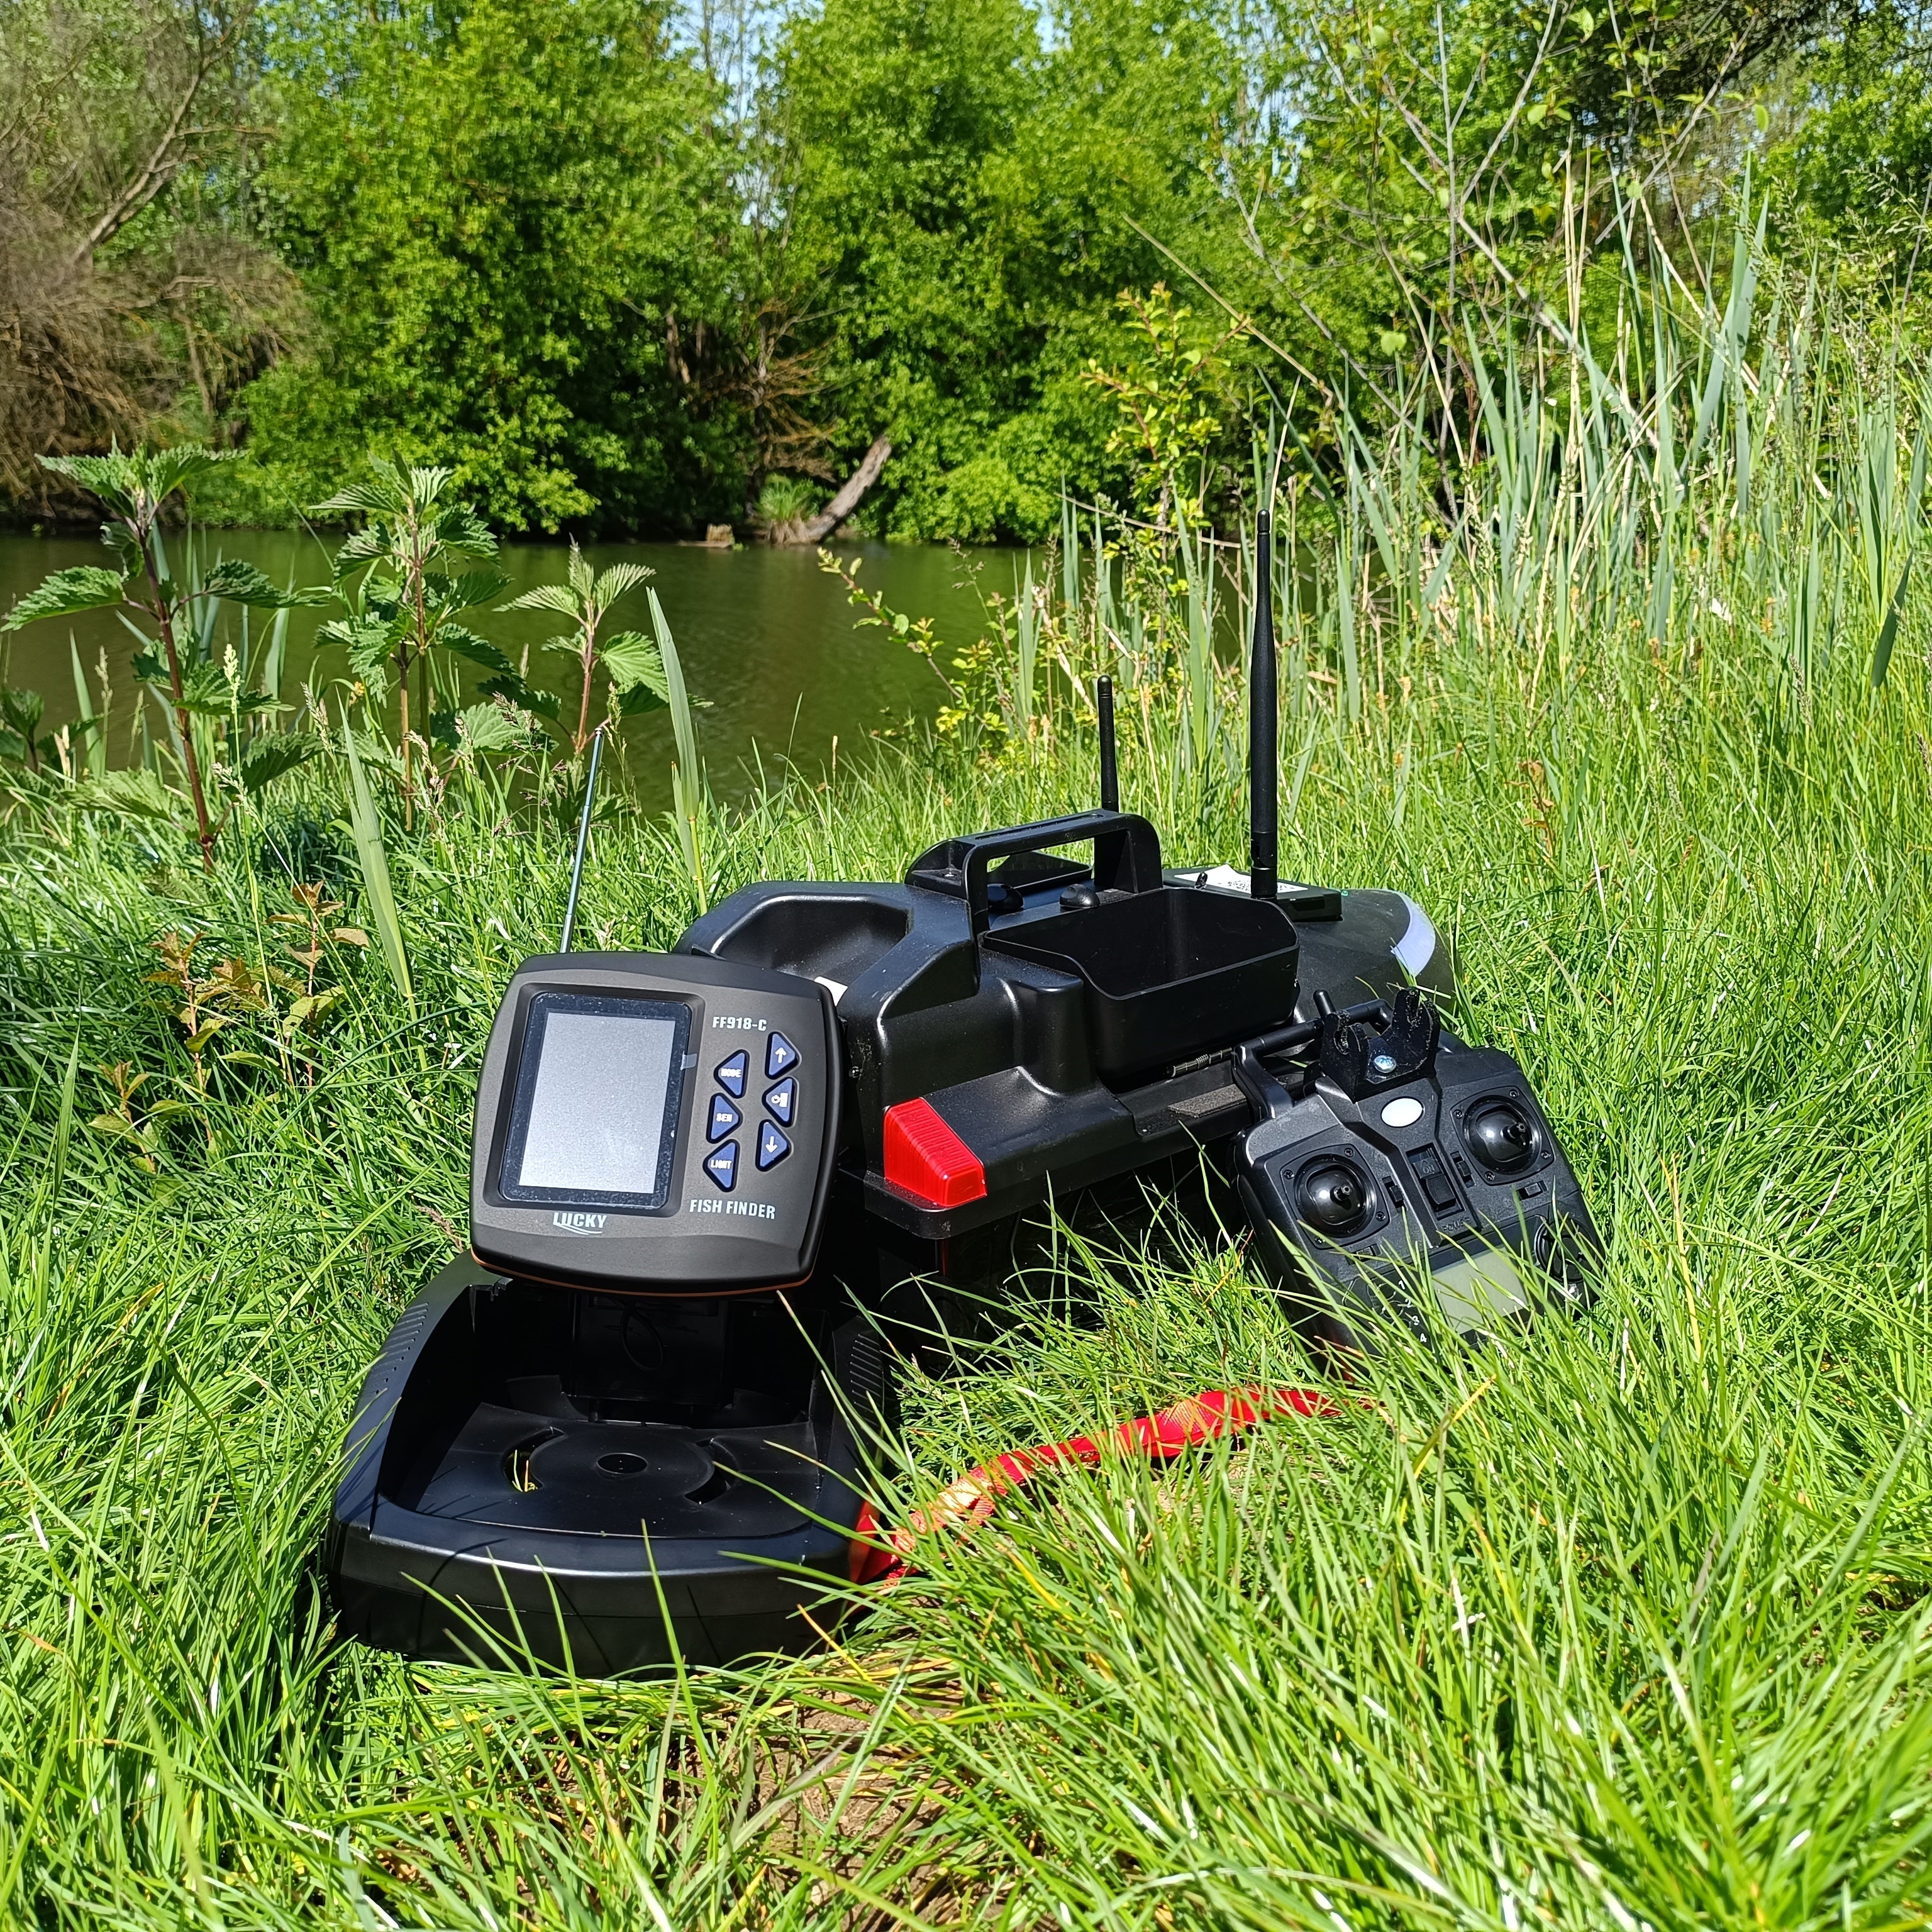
1296,1158,1373,1237
1465,1099,1536,1174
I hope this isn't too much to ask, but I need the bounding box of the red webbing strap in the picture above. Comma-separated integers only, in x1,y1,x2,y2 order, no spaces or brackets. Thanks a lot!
848,1385,1336,1587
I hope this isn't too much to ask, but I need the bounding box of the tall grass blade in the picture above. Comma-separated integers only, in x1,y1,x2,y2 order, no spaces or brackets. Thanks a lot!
67,635,105,780
339,715,417,1023
649,587,707,909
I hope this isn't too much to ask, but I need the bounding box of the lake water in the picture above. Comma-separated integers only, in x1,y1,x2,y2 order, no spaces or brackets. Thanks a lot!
0,530,1017,806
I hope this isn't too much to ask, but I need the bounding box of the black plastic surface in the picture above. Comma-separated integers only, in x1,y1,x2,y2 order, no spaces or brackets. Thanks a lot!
682,857,1450,1243
985,884,1297,1080
328,1259,888,1674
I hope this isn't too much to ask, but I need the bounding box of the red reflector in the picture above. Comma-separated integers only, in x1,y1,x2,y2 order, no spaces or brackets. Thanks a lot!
882,1099,987,1208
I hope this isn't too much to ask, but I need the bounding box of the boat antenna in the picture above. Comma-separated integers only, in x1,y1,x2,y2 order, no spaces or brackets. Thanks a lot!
559,724,607,953
1249,500,1278,901
1096,675,1118,811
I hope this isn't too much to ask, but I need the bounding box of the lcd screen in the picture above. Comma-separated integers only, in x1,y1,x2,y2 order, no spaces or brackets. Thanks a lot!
501,994,689,1208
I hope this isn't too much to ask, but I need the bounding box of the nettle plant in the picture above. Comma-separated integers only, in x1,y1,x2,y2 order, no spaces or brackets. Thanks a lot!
314,460,558,824
0,446,327,869
501,540,668,755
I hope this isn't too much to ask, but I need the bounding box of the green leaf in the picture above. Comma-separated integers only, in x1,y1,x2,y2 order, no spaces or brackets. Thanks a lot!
428,570,508,612
501,582,581,617
39,453,140,519
453,702,530,754
138,445,235,501
319,615,399,686
330,528,390,575
102,522,143,573
435,625,514,677
601,630,669,701
203,560,332,609
592,562,654,606
70,769,182,821
42,445,233,513
240,734,323,793
340,716,418,1024
1873,553,1914,689
2,567,127,631
618,681,669,718
434,501,497,556
178,663,279,717
0,687,45,736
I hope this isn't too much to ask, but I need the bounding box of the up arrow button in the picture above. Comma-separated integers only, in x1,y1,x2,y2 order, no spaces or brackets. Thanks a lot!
765,1031,799,1079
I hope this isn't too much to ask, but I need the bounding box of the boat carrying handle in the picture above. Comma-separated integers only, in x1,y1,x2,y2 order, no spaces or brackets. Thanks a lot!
907,809,1165,938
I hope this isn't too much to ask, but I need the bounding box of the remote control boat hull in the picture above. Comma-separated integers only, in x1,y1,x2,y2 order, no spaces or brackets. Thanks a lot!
327,874,1589,1674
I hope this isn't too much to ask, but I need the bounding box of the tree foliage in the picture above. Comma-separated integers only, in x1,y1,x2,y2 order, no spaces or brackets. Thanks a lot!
0,0,1913,537
245,0,744,531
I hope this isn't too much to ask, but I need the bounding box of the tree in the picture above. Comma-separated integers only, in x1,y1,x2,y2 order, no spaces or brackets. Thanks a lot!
0,0,292,503
763,0,1250,538
1774,2,1932,268
246,0,745,533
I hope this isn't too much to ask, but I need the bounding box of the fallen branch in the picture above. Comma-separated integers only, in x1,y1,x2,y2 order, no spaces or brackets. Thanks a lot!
780,434,892,545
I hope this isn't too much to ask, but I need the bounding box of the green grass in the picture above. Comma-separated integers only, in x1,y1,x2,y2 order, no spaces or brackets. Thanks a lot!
6,219,1932,1923
0,614,1929,1925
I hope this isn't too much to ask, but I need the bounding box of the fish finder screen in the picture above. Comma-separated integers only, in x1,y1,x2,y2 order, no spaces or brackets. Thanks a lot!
500,993,689,1209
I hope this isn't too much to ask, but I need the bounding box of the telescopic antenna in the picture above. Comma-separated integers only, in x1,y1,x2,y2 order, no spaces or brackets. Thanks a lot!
1096,675,1118,811
1248,506,1278,902
558,724,607,953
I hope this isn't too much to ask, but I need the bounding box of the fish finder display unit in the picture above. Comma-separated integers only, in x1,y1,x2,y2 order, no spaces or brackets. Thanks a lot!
467,953,839,1290
326,509,1599,1675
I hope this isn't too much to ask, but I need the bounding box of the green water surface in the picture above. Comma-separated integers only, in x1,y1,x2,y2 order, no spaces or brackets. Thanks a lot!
0,531,1012,805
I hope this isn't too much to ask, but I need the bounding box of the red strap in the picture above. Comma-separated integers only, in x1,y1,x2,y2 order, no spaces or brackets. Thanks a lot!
848,1385,1336,1586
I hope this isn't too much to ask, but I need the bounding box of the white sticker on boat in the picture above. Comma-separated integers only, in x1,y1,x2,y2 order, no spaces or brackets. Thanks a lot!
1391,894,1438,977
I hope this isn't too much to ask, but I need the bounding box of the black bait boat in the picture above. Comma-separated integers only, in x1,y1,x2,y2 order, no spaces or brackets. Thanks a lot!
326,509,1599,1674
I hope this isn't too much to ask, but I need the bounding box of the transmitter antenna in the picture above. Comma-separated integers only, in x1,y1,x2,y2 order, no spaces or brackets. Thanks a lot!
558,724,607,953
1096,675,1118,811
1249,506,1278,902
